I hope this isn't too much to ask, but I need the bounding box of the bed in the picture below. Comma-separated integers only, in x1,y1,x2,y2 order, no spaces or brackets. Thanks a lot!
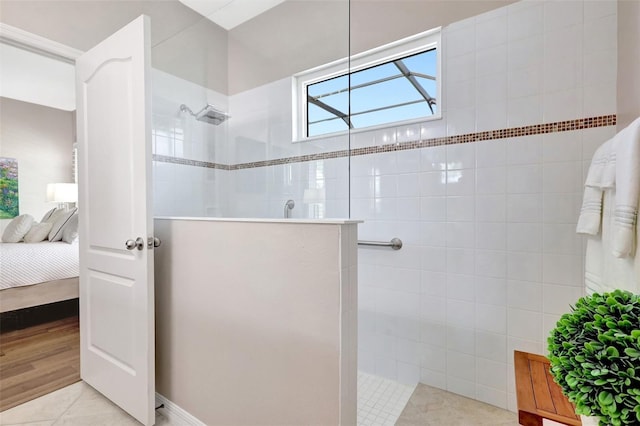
0,241,79,313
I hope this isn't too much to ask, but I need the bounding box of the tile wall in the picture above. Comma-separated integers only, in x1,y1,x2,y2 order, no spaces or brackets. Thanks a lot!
152,0,619,412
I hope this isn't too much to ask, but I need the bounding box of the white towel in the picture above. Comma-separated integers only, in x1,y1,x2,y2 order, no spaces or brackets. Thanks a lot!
577,117,640,258
585,189,640,295
576,186,604,235
577,138,615,235
611,117,640,257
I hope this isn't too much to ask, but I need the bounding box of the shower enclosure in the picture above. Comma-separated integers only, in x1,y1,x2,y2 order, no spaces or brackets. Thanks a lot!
149,0,615,416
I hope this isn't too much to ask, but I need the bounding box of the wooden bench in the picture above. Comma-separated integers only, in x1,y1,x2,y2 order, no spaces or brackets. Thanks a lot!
514,351,582,426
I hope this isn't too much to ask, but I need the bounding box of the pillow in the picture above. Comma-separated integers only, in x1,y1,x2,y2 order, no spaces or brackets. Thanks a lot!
24,222,53,243
61,213,79,243
45,208,69,224
40,207,57,223
1,214,34,243
48,208,77,242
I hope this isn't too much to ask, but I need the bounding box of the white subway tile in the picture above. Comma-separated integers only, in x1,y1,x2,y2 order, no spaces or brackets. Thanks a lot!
396,150,422,174
507,251,542,282
507,135,542,165
476,330,507,363
447,377,476,399
447,351,477,381
446,222,476,248
507,193,542,222
476,139,507,168
476,303,507,334
542,254,583,286
508,66,542,99
446,273,475,302
476,167,507,194
476,44,508,77
421,197,447,222
584,0,617,21
542,131,582,163
507,95,543,127
476,13,508,48
507,308,542,340
476,101,508,132
507,1,543,41
476,276,507,306
420,146,447,171
421,271,447,297
420,171,447,196
507,164,542,194
422,246,447,273
447,107,477,135
507,280,542,312
447,196,476,222
420,222,447,247
542,224,583,255
477,358,507,390
447,325,476,355
447,143,476,170
543,284,583,315
507,35,543,71
542,161,583,194
543,1,583,31
446,248,476,275
476,194,507,223
543,89,583,123
475,249,507,278
447,169,476,196
446,299,475,328
507,223,542,253
397,197,421,221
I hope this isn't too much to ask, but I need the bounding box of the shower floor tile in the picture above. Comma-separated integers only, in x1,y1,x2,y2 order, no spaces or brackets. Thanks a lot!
357,371,416,426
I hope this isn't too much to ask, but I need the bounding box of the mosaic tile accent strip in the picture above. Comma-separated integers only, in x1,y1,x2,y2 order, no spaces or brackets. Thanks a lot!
154,115,616,170
153,154,230,170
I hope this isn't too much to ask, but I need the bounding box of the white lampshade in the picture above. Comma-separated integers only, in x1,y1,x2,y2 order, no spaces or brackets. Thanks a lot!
46,183,77,203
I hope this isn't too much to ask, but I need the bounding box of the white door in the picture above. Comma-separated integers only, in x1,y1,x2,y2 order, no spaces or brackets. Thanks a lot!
76,15,155,426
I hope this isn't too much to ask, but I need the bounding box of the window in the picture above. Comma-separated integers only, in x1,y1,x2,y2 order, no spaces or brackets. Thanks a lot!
294,28,441,140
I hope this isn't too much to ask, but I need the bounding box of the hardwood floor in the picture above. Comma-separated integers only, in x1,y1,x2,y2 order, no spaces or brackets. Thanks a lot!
0,315,80,411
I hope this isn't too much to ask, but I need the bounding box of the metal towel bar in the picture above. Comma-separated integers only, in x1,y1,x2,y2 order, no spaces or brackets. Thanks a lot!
357,238,403,250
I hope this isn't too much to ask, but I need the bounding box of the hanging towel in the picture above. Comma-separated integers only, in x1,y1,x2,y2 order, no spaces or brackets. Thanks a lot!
576,186,604,235
611,117,640,258
577,117,640,258
585,189,640,295
577,138,616,235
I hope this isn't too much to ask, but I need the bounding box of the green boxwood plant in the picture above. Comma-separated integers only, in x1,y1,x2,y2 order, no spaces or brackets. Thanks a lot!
548,290,640,426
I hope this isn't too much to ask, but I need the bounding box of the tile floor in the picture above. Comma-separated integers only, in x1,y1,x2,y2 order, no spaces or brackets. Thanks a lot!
0,381,172,426
357,372,416,426
1,377,520,426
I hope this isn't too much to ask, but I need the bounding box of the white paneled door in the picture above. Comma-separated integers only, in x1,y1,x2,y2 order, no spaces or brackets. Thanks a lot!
76,15,155,426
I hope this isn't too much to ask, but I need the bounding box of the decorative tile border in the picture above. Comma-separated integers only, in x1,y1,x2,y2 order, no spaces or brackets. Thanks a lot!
152,154,231,170
154,114,616,170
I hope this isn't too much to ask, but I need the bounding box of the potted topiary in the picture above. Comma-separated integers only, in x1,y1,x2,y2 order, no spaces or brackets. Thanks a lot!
548,289,640,426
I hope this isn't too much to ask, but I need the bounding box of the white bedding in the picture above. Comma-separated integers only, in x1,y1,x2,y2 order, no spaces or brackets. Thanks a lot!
0,242,79,290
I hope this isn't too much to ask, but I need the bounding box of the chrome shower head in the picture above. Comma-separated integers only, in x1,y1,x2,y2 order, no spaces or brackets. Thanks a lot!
179,103,230,126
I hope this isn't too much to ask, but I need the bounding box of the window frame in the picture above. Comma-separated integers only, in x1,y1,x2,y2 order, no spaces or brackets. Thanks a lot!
293,27,442,142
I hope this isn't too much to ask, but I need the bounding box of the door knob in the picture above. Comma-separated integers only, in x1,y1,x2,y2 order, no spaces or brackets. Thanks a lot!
125,237,144,250
147,237,162,248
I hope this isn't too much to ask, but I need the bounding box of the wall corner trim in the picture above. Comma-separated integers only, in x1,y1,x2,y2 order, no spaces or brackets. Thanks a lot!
155,393,206,426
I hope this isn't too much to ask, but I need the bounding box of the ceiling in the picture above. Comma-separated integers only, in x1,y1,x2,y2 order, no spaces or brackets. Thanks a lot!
178,0,286,30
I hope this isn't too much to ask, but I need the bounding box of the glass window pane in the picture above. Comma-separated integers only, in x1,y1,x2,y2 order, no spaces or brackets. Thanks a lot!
309,117,349,137
402,49,437,77
350,77,421,114
351,62,399,86
305,46,438,137
351,102,432,128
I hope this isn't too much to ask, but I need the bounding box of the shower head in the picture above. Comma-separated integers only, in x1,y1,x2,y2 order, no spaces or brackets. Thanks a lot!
179,103,230,125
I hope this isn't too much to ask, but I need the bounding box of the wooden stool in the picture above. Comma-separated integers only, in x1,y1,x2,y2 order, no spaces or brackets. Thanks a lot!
514,350,582,426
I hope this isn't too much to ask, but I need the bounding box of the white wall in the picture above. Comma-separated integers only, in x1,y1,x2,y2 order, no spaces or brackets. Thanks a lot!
0,97,74,231
154,218,358,425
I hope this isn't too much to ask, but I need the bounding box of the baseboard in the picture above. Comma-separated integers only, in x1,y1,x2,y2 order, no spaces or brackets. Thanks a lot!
155,393,205,426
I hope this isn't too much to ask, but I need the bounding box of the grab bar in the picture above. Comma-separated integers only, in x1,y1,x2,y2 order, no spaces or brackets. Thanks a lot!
357,238,403,250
